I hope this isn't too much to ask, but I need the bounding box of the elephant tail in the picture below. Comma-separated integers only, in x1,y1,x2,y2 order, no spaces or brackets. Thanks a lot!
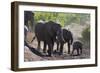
31,36,36,43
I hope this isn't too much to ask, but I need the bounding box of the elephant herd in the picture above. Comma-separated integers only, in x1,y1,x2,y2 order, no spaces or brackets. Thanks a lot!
25,21,83,57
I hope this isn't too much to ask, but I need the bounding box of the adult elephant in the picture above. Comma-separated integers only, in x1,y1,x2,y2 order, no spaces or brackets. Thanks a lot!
56,29,73,55
34,21,63,56
24,11,34,31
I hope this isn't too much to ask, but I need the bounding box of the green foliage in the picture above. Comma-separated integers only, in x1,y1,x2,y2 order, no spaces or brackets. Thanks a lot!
80,27,90,49
33,11,90,27
82,27,90,41
80,14,90,25
65,13,80,25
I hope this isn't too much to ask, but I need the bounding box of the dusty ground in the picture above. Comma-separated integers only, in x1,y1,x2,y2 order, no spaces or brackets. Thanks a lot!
24,24,90,62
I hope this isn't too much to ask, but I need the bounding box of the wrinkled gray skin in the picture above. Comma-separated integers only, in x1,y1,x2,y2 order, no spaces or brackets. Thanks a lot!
55,29,73,55
71,41,82,56
34,21,63,56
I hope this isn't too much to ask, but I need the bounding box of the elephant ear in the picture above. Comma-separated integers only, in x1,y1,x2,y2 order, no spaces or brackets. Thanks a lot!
52,22,61,34
45,21,56,37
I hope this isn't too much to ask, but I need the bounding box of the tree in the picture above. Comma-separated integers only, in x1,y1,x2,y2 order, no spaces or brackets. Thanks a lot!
33,11,90,27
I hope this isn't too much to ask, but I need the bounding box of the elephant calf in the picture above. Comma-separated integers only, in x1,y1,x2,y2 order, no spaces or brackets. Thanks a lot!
71,41,83,56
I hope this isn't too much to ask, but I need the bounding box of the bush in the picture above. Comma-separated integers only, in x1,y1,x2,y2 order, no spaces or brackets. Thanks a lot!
80,27,90,49
82,27,90,42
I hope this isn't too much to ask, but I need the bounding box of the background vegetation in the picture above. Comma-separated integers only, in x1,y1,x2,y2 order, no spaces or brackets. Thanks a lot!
34,11,90,27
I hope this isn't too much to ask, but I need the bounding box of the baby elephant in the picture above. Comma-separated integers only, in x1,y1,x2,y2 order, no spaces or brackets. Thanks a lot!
71,41,82,56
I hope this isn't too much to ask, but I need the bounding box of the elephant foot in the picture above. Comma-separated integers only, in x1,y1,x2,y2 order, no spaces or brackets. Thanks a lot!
58,53,63,56
70,52,74,55
43,50,46,53
71,54,80,56
53,50,58,55
46,49,52,57
68,52,70,54
45,54,52,57
76,52,81,56
56,52,63,56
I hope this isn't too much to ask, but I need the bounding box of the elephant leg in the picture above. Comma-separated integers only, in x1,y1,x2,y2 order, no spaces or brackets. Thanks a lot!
71,48,75,55
80,48,82,54
57,42,59,52
47,43,53,57
59,43,64,55
37,40,41,51
52,40,54,49
77,49,80,55
43,41,47,53
51,40,54,55
68,42,70,54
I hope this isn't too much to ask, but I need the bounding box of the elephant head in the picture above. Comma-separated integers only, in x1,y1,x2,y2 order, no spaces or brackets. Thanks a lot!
50,22,64,43
56,29,65,43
